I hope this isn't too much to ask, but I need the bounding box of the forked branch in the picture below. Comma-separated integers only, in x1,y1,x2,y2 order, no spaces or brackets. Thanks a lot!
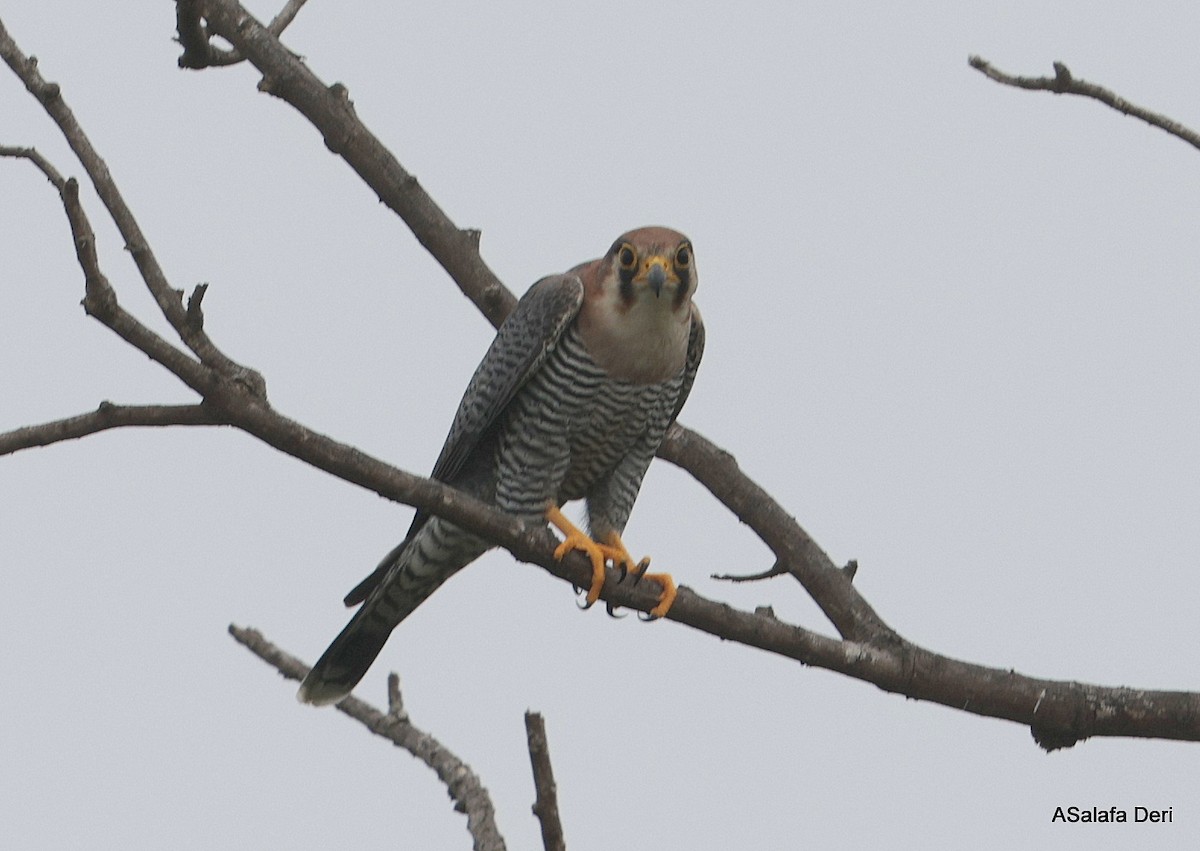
176,0,310,68
229,626,508,851
969,55,1200,152
3,7,1199,753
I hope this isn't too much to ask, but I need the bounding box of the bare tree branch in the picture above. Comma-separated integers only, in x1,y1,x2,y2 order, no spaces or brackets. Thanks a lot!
176,0,309,68
0,402,223,457
386,672,407,719
186,0,516,329
711,560,787,583
968,56,1200,152
57,176,222,396
659,425,890,643
161,9,1200,749
0,18,266,397
0,144,67,188
185,0,887,646
0,146,209,396
229,625,508,851
5,7,1200,752
524,713,566,851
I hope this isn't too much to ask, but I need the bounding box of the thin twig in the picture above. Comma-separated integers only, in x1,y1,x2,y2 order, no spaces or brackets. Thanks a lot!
265,0,310,35
712,560,787,583
229,625,507,851
43,175,254,411
524,713,566,851
0,144,67,188
659,425,892,643
968,56,1200,152
386,672,408,721
0,18,266,397
194,1,516,328
5,7,1200,750
56,177,217,395
177,0,309,68
0,402,223,457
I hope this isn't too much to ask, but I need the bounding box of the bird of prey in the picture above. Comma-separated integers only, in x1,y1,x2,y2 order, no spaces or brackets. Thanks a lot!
298,227,704,705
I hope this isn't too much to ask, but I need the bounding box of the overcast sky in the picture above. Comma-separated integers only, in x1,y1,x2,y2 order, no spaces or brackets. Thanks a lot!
3,2,1200,848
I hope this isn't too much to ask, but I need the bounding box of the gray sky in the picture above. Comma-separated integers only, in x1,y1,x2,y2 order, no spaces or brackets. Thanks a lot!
4,2,1199,848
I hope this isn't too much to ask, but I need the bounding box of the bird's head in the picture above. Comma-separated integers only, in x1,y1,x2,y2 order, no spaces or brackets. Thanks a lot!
577,226,698,384
601,226,696,313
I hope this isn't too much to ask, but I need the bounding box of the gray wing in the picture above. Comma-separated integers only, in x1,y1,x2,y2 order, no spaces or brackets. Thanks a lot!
343,274,584,606
425,274,585,490
669,303,705,426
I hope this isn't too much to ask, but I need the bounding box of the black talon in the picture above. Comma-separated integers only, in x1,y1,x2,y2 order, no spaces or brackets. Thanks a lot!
617,561,629,583
637,609,659,622
574,585,596,611
605,601,626,619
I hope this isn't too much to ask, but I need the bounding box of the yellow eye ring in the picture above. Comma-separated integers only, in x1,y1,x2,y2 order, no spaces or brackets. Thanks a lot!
618,244,637,269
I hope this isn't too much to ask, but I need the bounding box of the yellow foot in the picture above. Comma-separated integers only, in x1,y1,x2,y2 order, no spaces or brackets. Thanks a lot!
545,507,677,619
546,505,607,608
599,531,677,620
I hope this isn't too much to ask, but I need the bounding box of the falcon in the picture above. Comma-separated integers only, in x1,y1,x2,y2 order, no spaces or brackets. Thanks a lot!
298,227,704,705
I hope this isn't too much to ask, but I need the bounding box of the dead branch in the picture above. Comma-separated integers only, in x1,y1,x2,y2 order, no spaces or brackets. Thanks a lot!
711,560,788,583
968,56,1200,152
0,20,266,397
3,6,1200,752
0,402,223,456
229,626,507,851
185,0,889,648
158,6,1200,749
182,0,515,329
176,0,309,68
524,713,566,851
0,144,67,188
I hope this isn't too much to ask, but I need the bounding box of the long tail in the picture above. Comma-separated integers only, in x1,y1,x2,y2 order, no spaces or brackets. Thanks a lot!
297,518,487,706
296,593,402,706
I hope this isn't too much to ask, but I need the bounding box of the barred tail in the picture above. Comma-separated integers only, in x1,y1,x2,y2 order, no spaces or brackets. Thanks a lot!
296,597,399,706
298,518,489,706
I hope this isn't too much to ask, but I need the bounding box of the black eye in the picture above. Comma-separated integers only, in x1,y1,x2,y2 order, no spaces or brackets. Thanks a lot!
618,245,636,268
675,245,691,267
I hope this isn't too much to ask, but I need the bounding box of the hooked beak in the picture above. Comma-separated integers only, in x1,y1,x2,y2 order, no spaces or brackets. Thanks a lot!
635,256,677,298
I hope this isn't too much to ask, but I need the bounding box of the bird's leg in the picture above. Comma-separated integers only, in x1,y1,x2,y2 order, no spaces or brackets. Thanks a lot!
595,533,647,581
545,505,607,609
598,531,676,620
545,507,677,619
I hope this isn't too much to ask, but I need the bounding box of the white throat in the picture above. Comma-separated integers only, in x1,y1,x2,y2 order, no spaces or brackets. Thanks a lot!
582,287,692,385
